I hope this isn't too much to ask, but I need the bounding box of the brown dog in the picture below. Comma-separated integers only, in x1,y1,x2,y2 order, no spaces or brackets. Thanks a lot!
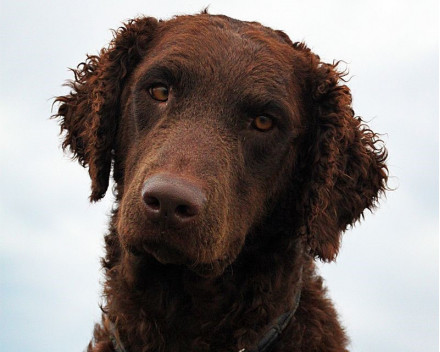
54,12,387,352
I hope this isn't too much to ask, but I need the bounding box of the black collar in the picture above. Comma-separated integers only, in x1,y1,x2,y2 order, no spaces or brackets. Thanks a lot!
109,269,302,352
241,287,301,352
109,287,301,352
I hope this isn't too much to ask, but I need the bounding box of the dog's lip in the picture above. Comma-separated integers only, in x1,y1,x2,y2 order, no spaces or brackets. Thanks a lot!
130,239,232,277
141,240,189,265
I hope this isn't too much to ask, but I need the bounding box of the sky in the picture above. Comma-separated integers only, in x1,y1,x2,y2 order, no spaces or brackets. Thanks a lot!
0,0,438,351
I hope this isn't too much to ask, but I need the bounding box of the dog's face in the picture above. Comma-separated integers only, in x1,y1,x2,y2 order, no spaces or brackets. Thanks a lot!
115,17,303,275
55,14,387,277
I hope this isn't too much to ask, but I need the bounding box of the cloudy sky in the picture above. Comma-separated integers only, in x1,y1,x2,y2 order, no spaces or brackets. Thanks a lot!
1,0,438,351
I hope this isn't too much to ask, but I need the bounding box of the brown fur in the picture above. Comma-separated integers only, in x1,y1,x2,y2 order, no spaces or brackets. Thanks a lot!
54,13,388,352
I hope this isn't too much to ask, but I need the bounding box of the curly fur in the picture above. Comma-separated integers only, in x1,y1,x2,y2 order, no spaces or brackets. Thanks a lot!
56,17,158,201
54,13,388,352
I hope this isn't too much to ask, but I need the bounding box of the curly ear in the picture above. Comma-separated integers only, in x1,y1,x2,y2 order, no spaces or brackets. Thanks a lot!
53,17,158,201
294,43,388,261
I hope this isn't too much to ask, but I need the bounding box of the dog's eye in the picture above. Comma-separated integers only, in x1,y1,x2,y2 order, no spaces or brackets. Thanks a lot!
149,84,169,102
252,116,274,132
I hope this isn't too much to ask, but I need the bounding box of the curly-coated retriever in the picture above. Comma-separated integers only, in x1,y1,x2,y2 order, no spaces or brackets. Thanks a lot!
54,12,388,352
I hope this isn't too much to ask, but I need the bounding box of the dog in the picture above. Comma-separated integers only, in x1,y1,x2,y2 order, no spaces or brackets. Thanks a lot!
54,12,388,352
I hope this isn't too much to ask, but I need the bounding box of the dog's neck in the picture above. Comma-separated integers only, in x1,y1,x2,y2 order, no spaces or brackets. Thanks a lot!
103,222,305,351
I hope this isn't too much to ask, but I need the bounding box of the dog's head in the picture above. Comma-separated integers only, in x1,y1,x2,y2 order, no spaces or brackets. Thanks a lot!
54,13,387,276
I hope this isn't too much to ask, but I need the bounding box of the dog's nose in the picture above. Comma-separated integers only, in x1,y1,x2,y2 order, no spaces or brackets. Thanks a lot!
142,174,206,227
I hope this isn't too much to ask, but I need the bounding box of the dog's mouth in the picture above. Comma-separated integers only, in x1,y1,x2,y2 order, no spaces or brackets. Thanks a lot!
127,239,232,277
141,240,188,265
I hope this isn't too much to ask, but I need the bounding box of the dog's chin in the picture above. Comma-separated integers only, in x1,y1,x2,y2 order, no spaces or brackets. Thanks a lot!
189,259,231,278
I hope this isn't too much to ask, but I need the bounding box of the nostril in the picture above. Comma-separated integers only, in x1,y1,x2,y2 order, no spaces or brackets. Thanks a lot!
175,204,197,218
144,196,160,211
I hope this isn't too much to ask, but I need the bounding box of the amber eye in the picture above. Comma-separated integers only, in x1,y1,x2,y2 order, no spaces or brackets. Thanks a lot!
252,116,274,132
149,84,169,102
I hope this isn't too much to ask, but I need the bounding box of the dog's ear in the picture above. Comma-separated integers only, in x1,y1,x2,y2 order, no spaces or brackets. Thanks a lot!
293,43,388,261
54,17,158,201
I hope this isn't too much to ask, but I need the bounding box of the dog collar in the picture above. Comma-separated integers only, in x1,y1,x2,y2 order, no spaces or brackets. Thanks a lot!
109,287,301,352
240,287,301,352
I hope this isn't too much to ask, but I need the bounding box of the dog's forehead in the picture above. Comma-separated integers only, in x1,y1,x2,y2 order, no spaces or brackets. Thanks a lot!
143,15,294,84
